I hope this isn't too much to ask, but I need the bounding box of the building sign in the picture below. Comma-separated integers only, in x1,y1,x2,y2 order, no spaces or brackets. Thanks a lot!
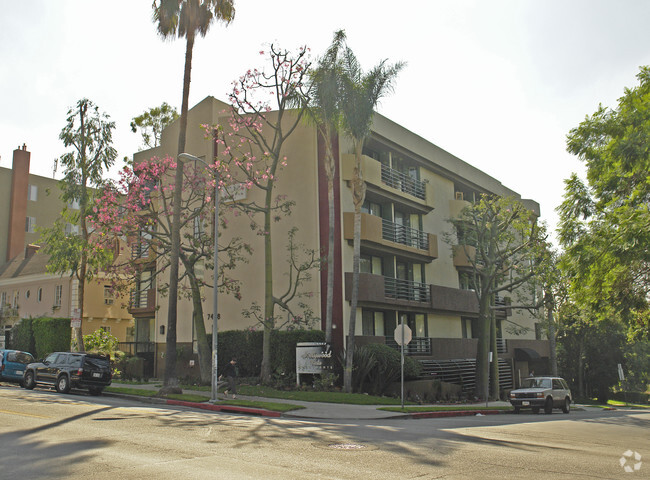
296,342,332,385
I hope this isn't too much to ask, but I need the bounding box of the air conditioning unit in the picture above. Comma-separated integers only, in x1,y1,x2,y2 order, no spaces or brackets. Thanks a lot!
455,192,464,201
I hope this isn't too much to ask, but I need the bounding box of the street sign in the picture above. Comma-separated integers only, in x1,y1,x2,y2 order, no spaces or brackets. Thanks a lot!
617,363,625,381
394,324,412,346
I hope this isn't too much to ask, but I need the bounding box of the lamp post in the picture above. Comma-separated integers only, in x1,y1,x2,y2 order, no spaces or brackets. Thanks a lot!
178,151,219,403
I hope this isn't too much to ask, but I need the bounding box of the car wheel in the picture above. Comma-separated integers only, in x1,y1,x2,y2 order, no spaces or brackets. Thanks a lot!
23,371,35,390
544,397,553,414
56,375,71,394
89,387,104,396
532,407,540,414
562,397,570,414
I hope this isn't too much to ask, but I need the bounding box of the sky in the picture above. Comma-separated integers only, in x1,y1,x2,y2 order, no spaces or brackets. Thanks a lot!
2,0,650,242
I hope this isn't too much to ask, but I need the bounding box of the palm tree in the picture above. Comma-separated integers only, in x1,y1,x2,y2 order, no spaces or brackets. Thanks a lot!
339,46,404,393
152,0,235,389
307,30,346,349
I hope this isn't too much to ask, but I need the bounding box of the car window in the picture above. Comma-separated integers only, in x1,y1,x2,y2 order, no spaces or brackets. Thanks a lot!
15,352,34,364
552,379,562,389
7,352,17,362
68,356,83,367
84,357,109,369
45,353,59,364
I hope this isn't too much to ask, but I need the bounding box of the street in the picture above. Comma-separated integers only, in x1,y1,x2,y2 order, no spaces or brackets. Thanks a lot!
0,384,648,479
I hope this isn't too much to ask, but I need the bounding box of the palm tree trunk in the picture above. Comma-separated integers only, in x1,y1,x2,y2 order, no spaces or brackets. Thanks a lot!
323,126,336,346
344,141,365,393
165,29,195,388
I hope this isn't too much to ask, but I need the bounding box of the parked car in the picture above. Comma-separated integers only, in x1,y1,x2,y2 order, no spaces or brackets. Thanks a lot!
509,376,572,414
23,352,112,395
0,349,35,386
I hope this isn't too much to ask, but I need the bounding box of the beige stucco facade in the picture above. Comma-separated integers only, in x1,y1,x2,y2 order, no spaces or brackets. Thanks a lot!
130,96,547,385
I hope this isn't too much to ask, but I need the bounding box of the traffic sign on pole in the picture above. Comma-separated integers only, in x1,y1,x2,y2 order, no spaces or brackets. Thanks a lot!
393,324,412,346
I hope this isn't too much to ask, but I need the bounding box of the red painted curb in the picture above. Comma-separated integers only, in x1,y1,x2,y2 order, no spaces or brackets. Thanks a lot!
410,410,503,419
166,399,282,417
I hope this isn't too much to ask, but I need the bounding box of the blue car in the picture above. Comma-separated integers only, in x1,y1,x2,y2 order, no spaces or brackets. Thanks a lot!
0,349,35,386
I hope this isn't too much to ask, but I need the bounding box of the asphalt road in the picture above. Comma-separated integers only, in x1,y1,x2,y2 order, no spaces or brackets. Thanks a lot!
0,384,648,480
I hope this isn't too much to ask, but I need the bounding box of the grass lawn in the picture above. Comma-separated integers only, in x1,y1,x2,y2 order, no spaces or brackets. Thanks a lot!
104,386,304,412
379,405,512,413
234,385,413,405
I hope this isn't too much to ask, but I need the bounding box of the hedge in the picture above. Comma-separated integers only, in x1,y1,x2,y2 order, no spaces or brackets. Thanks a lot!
215,329,325,378
9,317,70,359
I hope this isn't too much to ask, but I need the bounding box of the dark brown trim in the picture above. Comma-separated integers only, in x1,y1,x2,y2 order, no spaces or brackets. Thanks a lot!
317,130,344,356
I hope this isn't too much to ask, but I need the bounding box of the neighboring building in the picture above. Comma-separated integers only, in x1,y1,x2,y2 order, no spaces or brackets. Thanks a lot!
0,145,135,345
134,96,550,388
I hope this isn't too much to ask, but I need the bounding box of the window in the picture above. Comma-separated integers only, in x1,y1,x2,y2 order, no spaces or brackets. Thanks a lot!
12,292,19,308
361,200,382,217
25,290,30,300
25,216,36,233
193,213,205,238
362,310,385,336
65,223,80,236
534,322,544,340
100,326,112,334
1,292,6,308
68,198,80,210
360,254,383,275
104,285,114,305
28,184,38,201
54,285,63,308
37,287,42,302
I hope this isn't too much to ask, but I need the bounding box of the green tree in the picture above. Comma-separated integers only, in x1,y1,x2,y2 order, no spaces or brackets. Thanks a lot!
339,38,404,394
559,66,650,338
131,102,179,149
40,98,117,352
449,195,549,399
152,0,235,389
307,30,346,348
213,44,318,383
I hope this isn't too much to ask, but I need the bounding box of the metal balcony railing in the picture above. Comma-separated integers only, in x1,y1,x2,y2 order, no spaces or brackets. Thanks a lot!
385,336,433,355
129,289,151,309
131,242,150,260
496,338,507,354
382,219,429,250
380,164,426,200
384,277,430,303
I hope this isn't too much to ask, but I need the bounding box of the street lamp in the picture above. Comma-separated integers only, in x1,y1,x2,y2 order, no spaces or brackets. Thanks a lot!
178,152,219,403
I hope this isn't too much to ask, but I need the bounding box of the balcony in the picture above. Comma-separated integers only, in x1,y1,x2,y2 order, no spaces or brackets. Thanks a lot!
385,336,432,355
131,242,152,261
341,154,434,212
343,212,438,261
384,277,431,303
128,288,156,315
452,244,477,268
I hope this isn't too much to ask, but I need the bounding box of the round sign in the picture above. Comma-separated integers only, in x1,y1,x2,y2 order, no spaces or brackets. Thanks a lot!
393,324,412,346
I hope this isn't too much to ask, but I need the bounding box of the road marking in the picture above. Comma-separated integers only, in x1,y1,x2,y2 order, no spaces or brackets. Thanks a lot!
0,408,49,419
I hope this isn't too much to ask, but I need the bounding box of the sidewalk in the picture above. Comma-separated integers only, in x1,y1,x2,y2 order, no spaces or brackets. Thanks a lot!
106,382,513,420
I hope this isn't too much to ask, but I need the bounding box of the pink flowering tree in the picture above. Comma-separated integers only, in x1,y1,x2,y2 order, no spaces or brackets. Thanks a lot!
207,44,320,383
91,155,250,383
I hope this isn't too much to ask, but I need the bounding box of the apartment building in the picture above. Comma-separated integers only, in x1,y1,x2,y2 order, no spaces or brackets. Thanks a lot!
133,96,550,387
0,145,134,344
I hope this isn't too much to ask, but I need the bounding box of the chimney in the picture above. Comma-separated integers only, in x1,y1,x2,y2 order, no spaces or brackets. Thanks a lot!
25,244,40,259
7,145,31,261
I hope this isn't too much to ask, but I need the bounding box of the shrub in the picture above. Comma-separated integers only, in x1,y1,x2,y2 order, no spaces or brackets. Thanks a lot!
31,317,71,358
355,343,423,396
9,318,35,354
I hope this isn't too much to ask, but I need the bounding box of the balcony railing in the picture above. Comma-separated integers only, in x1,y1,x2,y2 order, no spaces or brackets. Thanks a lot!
129,289,152,309
385,336,432,355
131,242,150,260
382,219,429,250
496,338,507,354
380,164,426,200
384,277,431,303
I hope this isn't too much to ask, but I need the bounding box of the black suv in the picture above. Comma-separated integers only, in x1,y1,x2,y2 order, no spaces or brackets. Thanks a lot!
23,352,112,395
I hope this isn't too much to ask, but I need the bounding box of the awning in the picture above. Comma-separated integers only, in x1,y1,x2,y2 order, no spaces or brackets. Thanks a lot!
514,347,542,361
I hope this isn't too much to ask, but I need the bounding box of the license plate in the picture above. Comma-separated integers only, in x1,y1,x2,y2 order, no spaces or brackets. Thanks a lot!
92,372,102,378
522,401,530,406
16,370,23,375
